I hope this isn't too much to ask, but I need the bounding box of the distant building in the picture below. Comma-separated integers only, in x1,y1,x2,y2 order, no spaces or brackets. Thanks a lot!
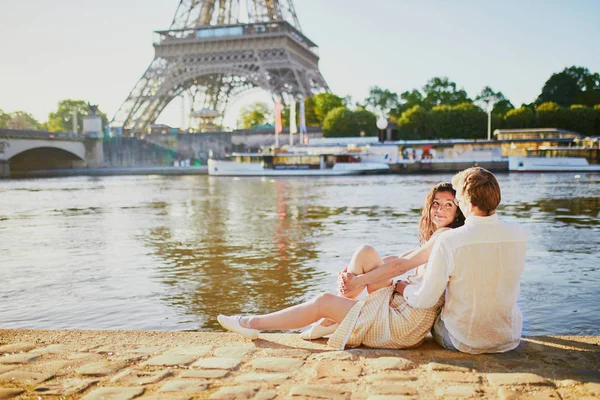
493,128,582,141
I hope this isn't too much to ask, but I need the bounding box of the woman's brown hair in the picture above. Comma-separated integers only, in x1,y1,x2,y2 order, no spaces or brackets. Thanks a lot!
418,182,465,245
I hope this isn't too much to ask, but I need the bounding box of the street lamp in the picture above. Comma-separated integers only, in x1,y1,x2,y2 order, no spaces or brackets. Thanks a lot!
376,117,388,142
485,96,494,141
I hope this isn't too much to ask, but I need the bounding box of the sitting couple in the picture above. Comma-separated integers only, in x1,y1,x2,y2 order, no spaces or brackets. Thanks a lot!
218,167,527,354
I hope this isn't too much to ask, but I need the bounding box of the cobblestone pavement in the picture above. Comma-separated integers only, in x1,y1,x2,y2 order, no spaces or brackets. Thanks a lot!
0,330,598,399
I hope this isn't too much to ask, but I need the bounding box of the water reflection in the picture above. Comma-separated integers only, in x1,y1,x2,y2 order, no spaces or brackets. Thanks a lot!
145,179,335,330
501,197,600,228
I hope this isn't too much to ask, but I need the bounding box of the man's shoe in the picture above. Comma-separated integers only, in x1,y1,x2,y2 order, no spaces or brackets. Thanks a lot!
217,315,260,340
300,321,339,340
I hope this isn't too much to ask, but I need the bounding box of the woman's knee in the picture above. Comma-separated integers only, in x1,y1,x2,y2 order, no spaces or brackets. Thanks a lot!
355,244,377,257
313,292,337,312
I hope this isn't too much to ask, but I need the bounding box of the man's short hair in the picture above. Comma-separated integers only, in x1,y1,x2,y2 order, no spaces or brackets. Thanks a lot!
452,167,501,214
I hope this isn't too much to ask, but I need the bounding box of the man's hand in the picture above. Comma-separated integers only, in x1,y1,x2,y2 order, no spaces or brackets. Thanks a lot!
394,280,409,296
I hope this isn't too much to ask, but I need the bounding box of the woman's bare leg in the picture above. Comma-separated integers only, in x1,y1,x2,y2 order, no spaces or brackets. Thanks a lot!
342,245,394,298
238,293,357,331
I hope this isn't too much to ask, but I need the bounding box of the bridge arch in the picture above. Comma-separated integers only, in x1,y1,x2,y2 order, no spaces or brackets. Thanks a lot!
9,147,85,173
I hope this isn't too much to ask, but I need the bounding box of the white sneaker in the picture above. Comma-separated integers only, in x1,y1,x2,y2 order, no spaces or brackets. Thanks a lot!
300,321,339,340
217,315,260,340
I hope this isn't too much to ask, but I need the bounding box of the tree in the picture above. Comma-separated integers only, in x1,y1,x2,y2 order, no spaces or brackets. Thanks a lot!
396,89,424,116
422,77,470,108
312,93,344,124
6,111,41,130
364,86,399,118
429,103,486,139
321,106,377,137
47,99,108,133
238,102,271,129
0,109,10,128
504,106,535,129
536,66,600,106
396,105,429,139
475,86,514,116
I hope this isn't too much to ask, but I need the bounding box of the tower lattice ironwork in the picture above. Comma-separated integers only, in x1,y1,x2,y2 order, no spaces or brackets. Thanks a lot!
112,0,329,134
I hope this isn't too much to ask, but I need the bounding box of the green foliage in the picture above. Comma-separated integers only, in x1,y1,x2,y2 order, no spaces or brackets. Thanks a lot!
475,86,514,116
422,77,471,108
364,86,399,117
536,66,600,106
429,103,487,139
312,93,344,125
396,105,429,139
238,102,271,129
321,106,377,137
396,89,424,116
0,109,41,130
47,99,108,133
303,96,319,126
504,107,535,129
0,109,10,128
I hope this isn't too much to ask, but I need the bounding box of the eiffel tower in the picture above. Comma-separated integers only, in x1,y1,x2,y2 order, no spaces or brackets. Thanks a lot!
112,0,329,134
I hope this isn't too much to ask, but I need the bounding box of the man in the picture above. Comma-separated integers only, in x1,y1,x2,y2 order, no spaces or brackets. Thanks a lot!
396,167,527,354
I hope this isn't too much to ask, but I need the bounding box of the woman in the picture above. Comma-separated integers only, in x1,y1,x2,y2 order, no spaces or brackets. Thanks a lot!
218,182,465,350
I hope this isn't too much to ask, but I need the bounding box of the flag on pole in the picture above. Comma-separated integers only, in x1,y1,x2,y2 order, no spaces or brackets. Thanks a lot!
290,99,297,134
275,101,283,135
299,98,306,144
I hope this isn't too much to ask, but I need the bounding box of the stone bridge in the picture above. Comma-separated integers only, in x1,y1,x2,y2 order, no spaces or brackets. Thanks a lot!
0,129,103,178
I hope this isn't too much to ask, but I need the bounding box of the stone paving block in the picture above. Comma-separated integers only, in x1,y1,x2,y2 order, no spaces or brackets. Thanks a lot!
435,385,480,398
91,345,124,354
247,357,303,372
214,347,254,359
191,357,241,370
145,354,199,367
313,362,361,379
234,372,290,384
255,348,311,359
254,390,277,400
165,346,212,357
35,378,98,396
432,371,481,383
0,388,24,399
0,353,39,364
158,379,209,393
32,360,75,376
367,383,418,395
209,386,257,399
498,387,562,400
427,361,471,372
30,344,68,354
181,369,229,379
76,360,128,376
308,351,358,362
0,343,37,353
111,369,172,385
125,346,165,355
288,383,351,399
367,396,416,400
82,386,145,400
368,357,416,371
487,373,550,386
0,370,54,384
581,382,600,395
139,395,191,400
364,373,418,383
0,367,13,375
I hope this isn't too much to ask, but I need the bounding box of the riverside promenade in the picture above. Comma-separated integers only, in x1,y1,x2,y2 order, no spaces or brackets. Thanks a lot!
0,330,598,399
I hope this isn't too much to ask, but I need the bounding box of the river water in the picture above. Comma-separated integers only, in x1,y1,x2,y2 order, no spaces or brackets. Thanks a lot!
1,173,599,336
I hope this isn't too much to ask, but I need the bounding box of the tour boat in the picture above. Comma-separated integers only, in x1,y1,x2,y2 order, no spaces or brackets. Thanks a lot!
208,152,390,176
508,145,600,172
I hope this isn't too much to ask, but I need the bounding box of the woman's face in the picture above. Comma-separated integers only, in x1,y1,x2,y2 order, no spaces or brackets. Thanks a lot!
430,190,458,229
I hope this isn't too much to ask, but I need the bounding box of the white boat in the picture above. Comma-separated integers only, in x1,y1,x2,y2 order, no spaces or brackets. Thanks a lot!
208,152,390,176
509,145,600,172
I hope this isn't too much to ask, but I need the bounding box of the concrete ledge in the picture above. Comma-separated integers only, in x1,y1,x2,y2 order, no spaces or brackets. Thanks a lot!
0,330,598,399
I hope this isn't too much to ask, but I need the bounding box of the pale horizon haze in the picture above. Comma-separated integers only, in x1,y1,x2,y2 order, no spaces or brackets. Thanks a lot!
1,0,599,130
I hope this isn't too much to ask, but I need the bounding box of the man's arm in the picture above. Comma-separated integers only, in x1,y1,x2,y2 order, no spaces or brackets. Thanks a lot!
403,236,453,309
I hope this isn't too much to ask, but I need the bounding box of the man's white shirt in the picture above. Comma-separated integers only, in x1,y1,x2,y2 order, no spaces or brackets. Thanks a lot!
403,214,527,354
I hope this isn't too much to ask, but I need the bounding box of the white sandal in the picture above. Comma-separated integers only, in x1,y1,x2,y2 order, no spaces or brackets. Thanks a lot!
217,315,260,340
300,321,339,340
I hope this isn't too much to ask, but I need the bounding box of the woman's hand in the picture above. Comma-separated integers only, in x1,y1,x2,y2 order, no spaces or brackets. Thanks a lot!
340,270,360,294
337,267,348,293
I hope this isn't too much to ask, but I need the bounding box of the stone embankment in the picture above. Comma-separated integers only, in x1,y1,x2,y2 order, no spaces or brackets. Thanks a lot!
0,330,598,399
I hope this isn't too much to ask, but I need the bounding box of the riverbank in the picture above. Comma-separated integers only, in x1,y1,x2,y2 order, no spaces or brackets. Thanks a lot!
9,166,208,178
0,330,597,399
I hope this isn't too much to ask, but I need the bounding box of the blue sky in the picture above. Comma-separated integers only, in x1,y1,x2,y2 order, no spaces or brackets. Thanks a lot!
0,0,599,130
